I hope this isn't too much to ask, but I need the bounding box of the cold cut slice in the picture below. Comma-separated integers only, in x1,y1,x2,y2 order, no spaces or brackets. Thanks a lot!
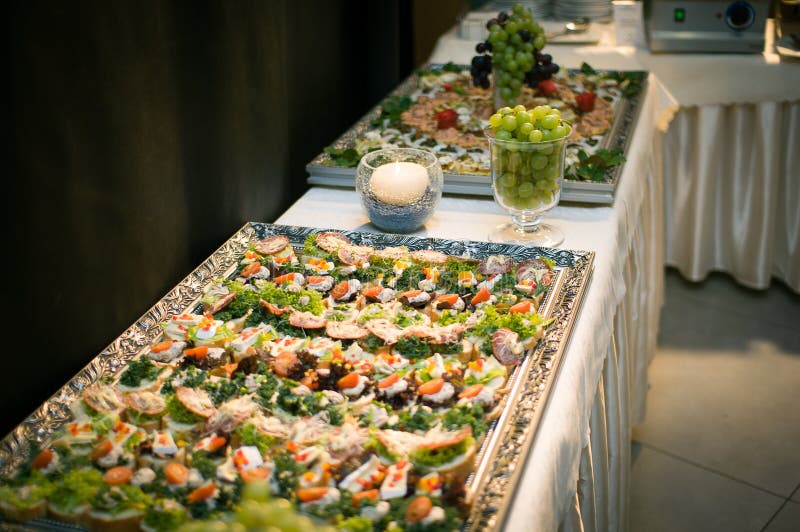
254,235,290,255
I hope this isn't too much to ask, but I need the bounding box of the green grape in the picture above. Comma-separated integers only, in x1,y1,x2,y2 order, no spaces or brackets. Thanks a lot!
501,114,518,131
500,173,517,187
513,104,526,113
510,33,523,45
489,113,503,128
531,154,548,170
534,35,545,49
518,122,534,137
499,106,513,115
497,30,509,42
510,78,522,90
513,3,525,15
544,165,559,179
496,129,513,141
501,184,518,199
515,51,528,63
541,128,554,141
243,481,271,502
506,21,519,34
523,42,534,53
549,108,561,117
538,144,554,155
516,110,533,125
513,69,525,80
494,41,507,52
533,105,549,120
552,125,568,138
518,182,534,198
529,129,543,142
499,71,512,85
540,115,558,130
490,24,502,33
506,60,518,72
535,178,552,190
500,86,513,102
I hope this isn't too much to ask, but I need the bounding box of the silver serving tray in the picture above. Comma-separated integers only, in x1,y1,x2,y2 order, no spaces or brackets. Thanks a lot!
306,64,648,204
0,223,594,531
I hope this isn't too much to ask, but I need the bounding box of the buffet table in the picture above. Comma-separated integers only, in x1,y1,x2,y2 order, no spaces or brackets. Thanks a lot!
289,71,664,530
432,20,800,292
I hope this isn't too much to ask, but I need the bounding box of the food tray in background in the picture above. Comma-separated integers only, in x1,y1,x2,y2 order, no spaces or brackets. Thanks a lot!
0,223,594,531
307,63,648,204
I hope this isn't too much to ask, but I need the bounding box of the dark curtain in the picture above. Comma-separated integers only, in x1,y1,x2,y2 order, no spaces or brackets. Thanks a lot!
6,0,412,435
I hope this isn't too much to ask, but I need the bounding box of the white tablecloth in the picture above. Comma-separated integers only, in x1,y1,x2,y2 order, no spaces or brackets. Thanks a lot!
431,22,800,292
283,74,664,531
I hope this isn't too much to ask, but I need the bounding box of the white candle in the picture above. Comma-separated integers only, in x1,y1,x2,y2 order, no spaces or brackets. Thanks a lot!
370,161,430,206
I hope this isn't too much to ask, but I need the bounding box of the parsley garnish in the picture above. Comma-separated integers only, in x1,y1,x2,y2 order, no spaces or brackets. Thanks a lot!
370,95,413,127
566,148,626,182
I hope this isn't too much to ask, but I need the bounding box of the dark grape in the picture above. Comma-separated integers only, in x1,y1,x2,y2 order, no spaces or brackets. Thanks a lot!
540,54,552,65
476,42,486,54
519,29,531,42
486,18,498,30
548,63,560,74
497,11,509,23
471,56,482,68
480,77,490,89
484,41,493,52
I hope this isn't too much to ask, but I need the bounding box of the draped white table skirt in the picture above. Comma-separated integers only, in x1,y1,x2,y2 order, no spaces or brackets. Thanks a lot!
559,135,664,532
664,101,800,292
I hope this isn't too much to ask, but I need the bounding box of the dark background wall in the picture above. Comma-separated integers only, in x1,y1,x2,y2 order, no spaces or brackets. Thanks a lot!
6,0,468,436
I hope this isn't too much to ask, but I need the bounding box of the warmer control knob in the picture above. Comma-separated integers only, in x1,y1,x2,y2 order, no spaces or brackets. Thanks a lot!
725,1,755,31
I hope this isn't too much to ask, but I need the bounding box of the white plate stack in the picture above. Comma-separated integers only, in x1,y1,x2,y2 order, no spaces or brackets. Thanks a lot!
553,0,613,22
489,0,554,20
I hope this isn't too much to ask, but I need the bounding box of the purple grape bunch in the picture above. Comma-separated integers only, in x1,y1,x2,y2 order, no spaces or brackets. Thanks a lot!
470,3,558,105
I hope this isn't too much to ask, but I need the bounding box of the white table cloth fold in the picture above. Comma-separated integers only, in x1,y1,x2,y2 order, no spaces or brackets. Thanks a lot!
664,101,800,291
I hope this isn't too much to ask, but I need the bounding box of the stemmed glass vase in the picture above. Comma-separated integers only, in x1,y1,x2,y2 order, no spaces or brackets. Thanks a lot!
485,126,570,246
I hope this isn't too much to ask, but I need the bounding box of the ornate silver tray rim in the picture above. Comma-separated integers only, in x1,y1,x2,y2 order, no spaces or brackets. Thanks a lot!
306,63,648,204
0,223,594,532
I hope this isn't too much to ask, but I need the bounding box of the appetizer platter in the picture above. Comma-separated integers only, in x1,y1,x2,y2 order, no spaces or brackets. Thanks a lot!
306,63,647,204
0,223,593,531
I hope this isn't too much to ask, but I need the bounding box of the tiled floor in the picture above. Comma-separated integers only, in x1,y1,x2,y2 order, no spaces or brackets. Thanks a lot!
630,270,800,532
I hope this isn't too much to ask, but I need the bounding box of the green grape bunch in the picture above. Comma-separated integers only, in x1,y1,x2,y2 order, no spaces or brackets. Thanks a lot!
470,3,560,105
487,104,571,212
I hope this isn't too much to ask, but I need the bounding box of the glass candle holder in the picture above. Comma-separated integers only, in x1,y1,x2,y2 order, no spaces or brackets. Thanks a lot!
485,125,570,246
356,148,443,233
